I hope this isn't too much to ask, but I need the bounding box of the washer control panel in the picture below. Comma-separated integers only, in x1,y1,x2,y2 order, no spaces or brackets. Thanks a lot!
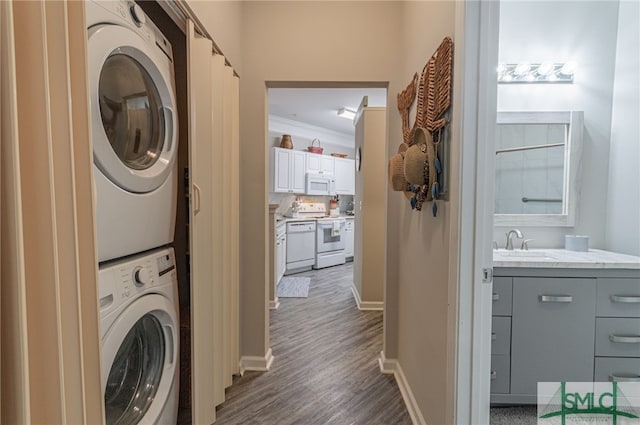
98,248,176,313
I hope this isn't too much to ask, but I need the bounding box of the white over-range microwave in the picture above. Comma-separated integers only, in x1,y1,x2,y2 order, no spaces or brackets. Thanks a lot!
306,173,335,196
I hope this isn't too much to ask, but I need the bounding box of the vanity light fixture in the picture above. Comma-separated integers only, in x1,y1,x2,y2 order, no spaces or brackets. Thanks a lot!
497,62,576,84
337,108,356,120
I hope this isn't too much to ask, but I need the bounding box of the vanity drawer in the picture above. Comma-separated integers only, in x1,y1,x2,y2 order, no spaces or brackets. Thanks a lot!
493,277,513,316
491,355,511,394
597,278,640,318
491,316,511,355
595,318,640,358
594,357,640,383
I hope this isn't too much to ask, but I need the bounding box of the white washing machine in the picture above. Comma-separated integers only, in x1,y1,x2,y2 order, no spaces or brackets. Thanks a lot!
86,0,179,263
99,247,179,425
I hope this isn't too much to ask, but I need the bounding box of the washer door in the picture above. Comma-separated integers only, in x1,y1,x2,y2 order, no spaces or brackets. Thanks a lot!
102,294,177,425
88,24,177,194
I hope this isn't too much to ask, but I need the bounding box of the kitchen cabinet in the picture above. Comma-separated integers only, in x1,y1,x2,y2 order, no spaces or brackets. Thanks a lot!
276,224,286,285
334,157,355,195
271,147,306,193
491,269,640,404
306,152,334,175
345,218,354,259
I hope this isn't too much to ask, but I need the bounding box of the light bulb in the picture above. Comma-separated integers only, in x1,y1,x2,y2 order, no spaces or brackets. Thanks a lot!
514,63,530,76
502,73,513,82
497,63,506,74
537,62,554,76
560,61,577,75
525,73,536,82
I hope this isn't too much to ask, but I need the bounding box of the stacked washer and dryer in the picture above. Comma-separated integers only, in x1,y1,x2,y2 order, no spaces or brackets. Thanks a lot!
86,1,180,423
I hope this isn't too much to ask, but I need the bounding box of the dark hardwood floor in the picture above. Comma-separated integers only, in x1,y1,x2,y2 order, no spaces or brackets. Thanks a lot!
207,262,412,425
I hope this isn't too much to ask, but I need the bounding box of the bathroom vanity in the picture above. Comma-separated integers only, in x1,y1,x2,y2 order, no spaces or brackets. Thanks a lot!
491,249,640,405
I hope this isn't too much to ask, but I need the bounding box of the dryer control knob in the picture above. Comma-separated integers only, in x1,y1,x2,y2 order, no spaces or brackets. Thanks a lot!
130,4,146,26
133,267,150,286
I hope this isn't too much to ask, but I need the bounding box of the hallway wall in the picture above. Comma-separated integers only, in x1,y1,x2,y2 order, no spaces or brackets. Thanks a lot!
389,2,459,424
188,2,460,423
239,0,402,360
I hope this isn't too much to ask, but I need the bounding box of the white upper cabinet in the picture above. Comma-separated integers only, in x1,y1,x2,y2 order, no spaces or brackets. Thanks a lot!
271,147,306,193
306,152,334,175
334,157,355,195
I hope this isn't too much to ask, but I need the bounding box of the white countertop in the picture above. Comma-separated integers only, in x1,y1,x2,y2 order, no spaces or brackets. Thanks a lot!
493,249,640,269
276,215,354,224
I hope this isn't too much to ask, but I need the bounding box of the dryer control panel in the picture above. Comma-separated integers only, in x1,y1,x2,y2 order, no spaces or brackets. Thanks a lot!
98,248,177,314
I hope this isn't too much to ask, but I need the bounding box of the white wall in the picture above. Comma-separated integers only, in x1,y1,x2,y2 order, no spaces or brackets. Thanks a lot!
495,1,620,249
605,0,640,256
268,115,355,158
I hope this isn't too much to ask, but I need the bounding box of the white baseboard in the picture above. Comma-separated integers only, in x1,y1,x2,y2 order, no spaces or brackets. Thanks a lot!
377,350,397,374
239,348,274,375
378,351,426,425
269,297,280,310
350,282,384,311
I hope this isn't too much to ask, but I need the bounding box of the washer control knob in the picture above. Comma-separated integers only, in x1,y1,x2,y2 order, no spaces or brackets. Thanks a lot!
130,4,146,26
133,266,150,286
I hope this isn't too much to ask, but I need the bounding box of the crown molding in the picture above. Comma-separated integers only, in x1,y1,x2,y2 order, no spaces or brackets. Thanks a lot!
268,115,354,149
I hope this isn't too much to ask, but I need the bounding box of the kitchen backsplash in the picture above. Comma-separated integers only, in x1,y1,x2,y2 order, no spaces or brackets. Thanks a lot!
269,193,354,215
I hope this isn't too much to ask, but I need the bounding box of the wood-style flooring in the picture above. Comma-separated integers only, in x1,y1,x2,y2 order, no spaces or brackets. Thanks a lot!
209,262,412,425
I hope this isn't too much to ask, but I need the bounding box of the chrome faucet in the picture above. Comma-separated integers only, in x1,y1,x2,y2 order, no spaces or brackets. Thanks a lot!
505,229,523,250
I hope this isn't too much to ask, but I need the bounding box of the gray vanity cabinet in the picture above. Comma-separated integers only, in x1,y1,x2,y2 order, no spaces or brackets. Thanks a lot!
491,268,640,405
510,278,596,398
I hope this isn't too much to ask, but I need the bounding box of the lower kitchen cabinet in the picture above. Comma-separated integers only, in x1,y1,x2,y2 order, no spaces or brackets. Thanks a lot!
491,269,640,405
275,224,286,285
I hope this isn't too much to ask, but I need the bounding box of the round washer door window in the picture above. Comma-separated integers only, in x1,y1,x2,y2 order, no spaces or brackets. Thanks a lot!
99,54,165,171
105,314,165,425
88,24,178,194
101,294,178,425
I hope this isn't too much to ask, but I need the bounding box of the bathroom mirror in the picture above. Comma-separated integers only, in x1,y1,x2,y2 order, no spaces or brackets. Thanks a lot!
494,111,583,227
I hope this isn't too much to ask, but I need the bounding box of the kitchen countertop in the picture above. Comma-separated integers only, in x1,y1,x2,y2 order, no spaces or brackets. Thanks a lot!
493,248,640,269
276,214,354,224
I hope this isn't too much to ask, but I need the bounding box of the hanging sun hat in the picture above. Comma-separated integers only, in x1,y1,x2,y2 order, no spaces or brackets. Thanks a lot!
389,143,410,191
404,128,437,189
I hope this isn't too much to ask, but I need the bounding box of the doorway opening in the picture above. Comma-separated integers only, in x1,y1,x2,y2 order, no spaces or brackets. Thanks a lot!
265,83,388,347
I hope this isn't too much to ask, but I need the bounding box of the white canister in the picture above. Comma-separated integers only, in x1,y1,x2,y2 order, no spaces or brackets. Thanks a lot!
565,235,589,252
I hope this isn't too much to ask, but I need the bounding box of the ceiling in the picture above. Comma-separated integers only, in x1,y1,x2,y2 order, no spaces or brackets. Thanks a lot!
268,87,387,136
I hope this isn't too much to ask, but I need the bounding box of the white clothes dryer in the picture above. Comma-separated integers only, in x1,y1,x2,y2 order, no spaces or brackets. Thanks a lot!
86,0,179,263
99,247,179,425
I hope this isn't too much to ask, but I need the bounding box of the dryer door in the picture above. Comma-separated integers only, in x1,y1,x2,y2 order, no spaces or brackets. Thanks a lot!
88,24,178,194
102,294,178,425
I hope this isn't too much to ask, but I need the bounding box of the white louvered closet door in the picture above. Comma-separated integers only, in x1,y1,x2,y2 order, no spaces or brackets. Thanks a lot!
210,52,226,407
187,19,217,425
222,62,241,386
188,19,240,424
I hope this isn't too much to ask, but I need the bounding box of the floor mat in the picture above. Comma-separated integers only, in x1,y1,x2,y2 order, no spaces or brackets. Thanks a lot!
277,276,310,298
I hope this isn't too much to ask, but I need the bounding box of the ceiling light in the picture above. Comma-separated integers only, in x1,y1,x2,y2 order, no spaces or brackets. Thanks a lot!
337,108,356,120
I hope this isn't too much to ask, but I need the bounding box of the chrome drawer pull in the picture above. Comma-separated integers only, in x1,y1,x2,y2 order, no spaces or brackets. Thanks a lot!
610,295,640,303
492,293,500,302
609,334,640,344
609,374,640,383
491,332,497,341
539,295,573,303
490,371,497,380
